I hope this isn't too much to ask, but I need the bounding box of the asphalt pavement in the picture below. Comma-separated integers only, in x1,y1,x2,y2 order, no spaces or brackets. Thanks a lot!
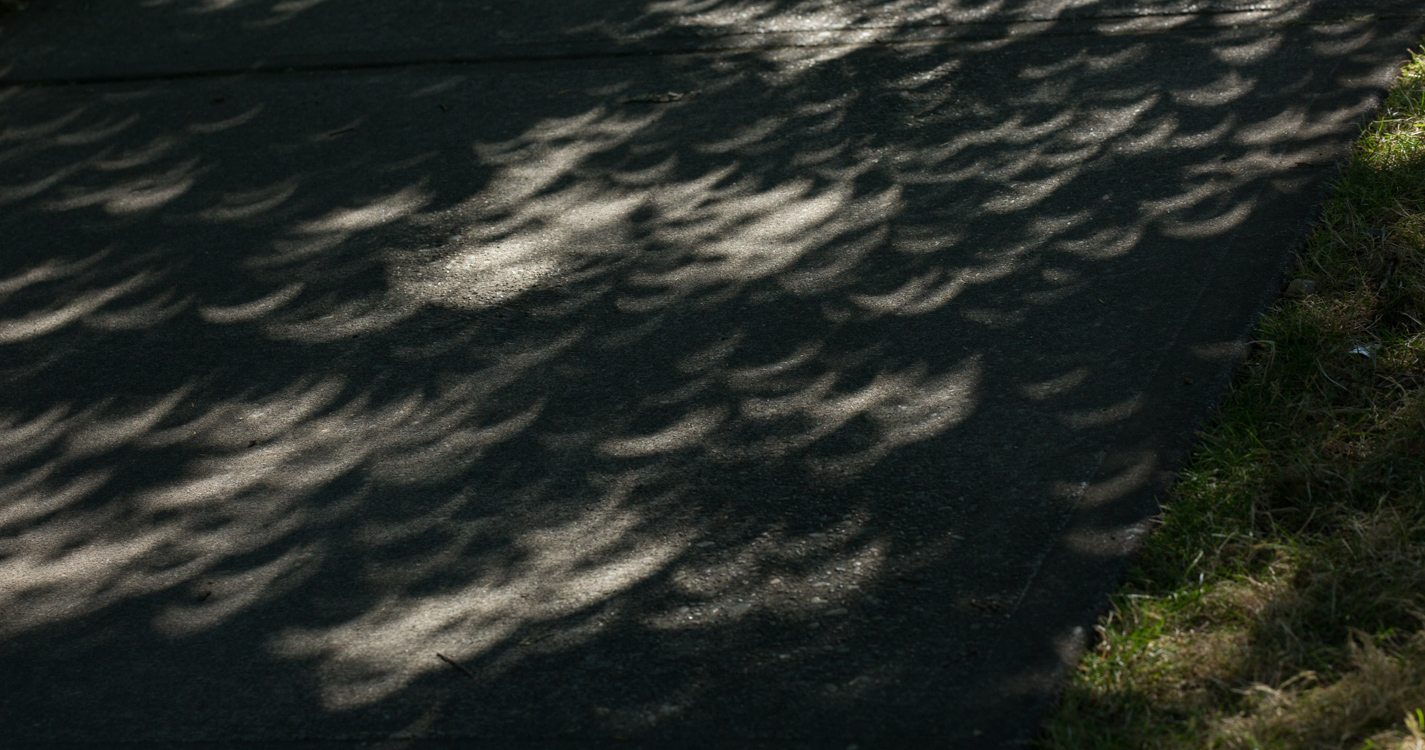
1,0,1422,747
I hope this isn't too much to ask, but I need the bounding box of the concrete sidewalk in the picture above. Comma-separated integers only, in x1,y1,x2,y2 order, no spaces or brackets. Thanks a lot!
0,1,1420,747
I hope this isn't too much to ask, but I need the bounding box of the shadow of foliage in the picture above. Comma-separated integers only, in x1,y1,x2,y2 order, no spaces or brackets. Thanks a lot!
0,0,1416,744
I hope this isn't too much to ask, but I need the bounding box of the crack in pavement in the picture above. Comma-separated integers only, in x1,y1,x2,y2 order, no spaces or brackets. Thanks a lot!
3,5,1422,87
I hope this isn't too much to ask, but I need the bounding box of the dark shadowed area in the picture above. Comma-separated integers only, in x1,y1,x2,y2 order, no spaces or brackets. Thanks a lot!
0,0,1421,746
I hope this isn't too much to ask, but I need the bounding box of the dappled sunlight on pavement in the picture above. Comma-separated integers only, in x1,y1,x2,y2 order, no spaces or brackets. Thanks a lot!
0,0,1420,744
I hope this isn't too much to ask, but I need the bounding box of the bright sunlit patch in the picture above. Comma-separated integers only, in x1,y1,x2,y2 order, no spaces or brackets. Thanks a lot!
271,502,682,709
187,104,264,135
0,272,153,343
1232,107,1307,146
850,267,970,315
1170,70,1254,107
200,282,305,324
1159,199,1253,239
1212,34,1283,65
194,178,298,222
67,389,190,457
1057,395,1142,429
1056,450,1159,512
297,185,431,234
390,235,567,310
192,0,246,11
599,406,728,457
651,533,889,629
730,357,981,475
1019,367,1091,401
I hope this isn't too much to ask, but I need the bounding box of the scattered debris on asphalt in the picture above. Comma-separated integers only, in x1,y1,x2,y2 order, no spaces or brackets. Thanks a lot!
435,652,475,678
621,90,700,104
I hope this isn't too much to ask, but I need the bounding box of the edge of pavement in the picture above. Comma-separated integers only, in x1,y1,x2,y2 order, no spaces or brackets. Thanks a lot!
963,18,1425,747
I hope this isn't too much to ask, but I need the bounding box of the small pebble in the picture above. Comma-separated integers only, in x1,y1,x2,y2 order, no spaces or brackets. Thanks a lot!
1284,278,1317,298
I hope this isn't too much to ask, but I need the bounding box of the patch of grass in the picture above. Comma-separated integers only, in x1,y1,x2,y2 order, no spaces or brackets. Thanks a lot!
1043,44,1425,750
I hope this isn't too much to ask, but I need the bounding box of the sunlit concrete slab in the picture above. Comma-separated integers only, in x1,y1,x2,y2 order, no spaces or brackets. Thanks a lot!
0,0,1421,747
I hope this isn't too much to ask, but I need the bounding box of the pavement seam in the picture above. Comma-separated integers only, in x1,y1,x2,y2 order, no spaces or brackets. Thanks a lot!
2,10,1420,88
